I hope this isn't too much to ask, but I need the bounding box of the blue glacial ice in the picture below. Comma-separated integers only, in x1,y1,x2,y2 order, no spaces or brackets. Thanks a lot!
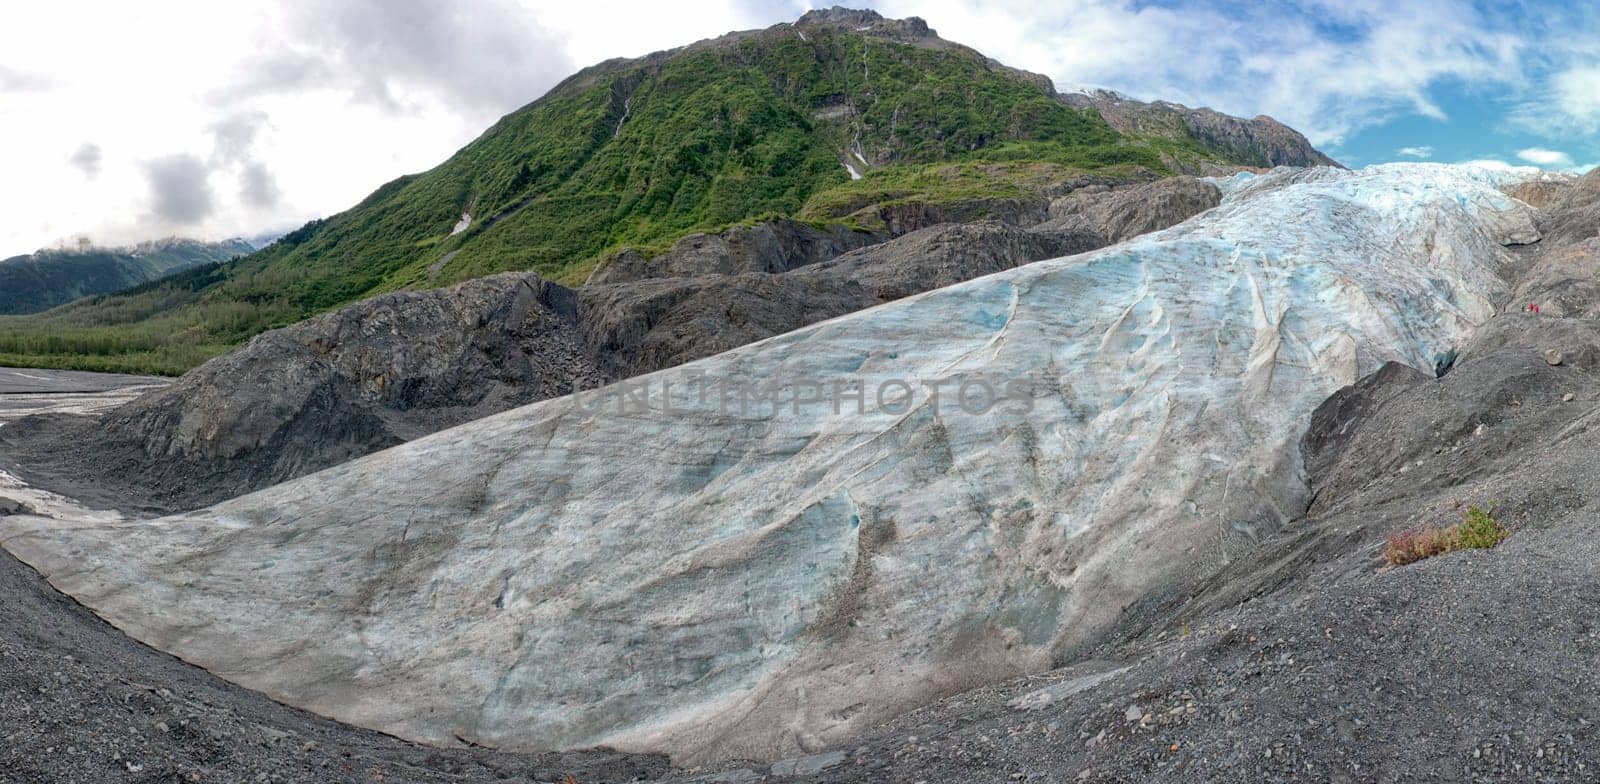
0,163,1543,764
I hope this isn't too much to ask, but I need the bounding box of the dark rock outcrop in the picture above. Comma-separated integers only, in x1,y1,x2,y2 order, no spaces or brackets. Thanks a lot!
799,220,1101,302
116,273,602,463
1510,239,1600,318
1036,176,1222,246
0,498,34,517
802,169,1161,238
585,178,1221,377
2,274,604,511
579,274,877,379
587,219,882,285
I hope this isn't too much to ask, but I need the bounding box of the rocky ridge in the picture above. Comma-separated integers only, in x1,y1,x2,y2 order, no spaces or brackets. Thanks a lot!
1062,89,1342,172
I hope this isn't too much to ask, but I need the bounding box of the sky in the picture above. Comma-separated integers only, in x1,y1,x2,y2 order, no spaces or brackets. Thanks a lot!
1,0,1596,258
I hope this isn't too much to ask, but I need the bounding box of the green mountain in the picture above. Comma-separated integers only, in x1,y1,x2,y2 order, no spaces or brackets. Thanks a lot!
0,237,254,315
0,8,1334,376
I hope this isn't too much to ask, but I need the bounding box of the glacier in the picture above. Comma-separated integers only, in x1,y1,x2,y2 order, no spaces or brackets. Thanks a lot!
0,164,1541,764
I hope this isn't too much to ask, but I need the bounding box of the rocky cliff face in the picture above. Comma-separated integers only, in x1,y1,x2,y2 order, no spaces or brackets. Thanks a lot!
799,220,1102,301
587,220,882,285
1062,89,1342,171
1530,167,1600,247
116,273,602,462
579,274,877,379
1503,168,1600,317
1036,176,1223,245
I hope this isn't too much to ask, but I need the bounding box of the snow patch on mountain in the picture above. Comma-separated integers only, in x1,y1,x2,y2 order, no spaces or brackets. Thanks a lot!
0,164,1540,764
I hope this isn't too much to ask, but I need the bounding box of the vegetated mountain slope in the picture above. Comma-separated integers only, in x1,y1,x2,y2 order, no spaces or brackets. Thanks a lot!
0,237,253,315
0,164,1532,766
3,176,1219,512
0,7,1334,376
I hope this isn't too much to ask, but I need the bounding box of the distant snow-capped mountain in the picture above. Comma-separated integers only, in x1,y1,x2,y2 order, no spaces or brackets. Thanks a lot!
0,237,254,315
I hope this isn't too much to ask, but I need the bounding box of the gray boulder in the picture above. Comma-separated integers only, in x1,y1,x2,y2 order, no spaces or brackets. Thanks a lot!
0,497,34,517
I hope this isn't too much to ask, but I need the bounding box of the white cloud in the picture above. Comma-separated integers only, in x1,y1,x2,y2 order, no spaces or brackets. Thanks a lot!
239,162,281,209
531,0,781,69
225,0,578,115
145,154,215,225
0,64,53,92
68,143,102,179
1397,146,1434,159
1517,147,1575,167
1513,66,1600,136
0,0,774,255
870,0,1525,146
1459,159,1539,175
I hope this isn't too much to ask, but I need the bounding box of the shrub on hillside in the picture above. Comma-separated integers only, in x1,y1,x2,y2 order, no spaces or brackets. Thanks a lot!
1384,503,1508,567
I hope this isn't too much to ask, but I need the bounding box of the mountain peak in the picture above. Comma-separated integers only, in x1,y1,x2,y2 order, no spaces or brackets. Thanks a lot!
794,6,933,38
795,6,884,26
793,6,940,49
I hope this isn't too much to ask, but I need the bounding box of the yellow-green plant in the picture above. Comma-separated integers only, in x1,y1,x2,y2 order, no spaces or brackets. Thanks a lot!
1384,503,1508,567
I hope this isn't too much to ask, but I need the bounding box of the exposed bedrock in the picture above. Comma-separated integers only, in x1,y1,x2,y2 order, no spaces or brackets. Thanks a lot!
1061,89,1343,171
1036,175,1223,247
1,274,604,511
586,220,883,285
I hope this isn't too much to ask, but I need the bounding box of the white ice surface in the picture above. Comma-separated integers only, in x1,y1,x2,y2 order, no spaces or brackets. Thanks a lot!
0,164,1540,764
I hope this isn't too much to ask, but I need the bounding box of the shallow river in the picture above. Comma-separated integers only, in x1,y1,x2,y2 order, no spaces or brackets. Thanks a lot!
0,367,167,521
